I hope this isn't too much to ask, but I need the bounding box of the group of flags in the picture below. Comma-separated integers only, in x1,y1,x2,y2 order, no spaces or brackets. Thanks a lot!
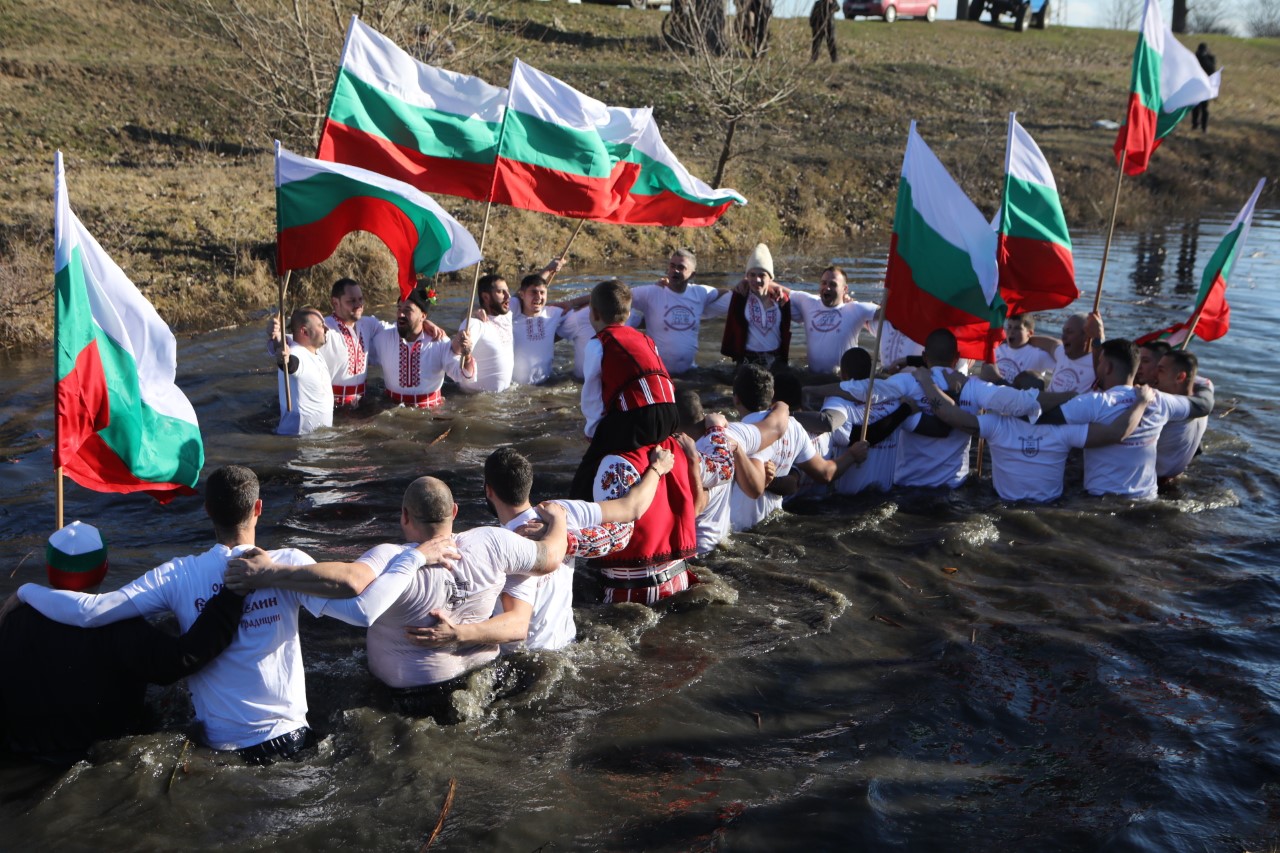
53,0,1260,506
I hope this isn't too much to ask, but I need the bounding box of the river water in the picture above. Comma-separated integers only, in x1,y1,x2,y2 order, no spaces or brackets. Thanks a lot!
1,210,1279,851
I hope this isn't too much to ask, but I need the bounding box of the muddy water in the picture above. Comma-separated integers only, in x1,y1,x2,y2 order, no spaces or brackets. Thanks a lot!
1,212,1279,851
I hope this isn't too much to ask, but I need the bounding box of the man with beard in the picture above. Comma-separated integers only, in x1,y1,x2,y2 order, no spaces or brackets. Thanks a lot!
626,248,732,375
370,285,473,408
276,307,333,436
775,265,877,376
1136,339,1171,387
458,274,517,394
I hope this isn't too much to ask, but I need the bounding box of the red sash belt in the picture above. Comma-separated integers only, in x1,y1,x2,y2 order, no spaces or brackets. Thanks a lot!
385,389,443,409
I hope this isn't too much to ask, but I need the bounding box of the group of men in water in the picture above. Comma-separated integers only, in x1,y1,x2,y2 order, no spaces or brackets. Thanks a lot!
0,243,1214,766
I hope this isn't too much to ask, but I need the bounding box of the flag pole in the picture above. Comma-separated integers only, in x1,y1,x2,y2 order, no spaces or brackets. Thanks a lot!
278,271,293,412
1177,308,1206,351
56,468,64,531
860,302,890,443
546,218,587,287
464,200,495,325
1093,149,1127,313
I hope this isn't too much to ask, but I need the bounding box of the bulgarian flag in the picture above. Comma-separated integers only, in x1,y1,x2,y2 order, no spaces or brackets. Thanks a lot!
275,144,481,299
1114,0,1221,176
317,16,505,202
1137,177,1264,347
597,106,745,227
490,59,641,219
53,152,203,504
884,123,1006,362
996,113,1078,314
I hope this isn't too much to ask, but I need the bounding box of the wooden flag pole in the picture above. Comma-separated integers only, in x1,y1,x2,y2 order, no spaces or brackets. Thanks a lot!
464,200,496,326
55,467,64,531
1177,308,1206,351
860,305,890,443
278,270,293,413
1093,150,1128,313
546,219,587,287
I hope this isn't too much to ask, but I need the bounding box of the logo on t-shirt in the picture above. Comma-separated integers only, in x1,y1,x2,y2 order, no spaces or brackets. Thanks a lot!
1019,436,1042,458
1052,367,1081,392
811,309,841,333
664,305,697,332
997,357,1017,380
446,578,472,610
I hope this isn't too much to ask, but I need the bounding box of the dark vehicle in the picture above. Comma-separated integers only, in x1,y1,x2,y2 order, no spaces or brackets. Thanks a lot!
967,0,1049,31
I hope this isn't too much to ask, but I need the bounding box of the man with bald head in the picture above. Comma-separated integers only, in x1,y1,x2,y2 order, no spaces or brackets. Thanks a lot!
1045,312,1102,394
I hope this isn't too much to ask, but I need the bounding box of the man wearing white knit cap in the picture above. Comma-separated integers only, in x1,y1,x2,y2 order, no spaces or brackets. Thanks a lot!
721,243,791,368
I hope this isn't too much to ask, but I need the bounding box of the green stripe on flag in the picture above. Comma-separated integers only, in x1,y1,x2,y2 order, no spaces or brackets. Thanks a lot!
1199,223,1241,302
1155,105,1190,141
499,110,616,179
1131,38,1162,113
1002,176,1072,248
610,143,734,205
55,248,94,380
328,69,500,165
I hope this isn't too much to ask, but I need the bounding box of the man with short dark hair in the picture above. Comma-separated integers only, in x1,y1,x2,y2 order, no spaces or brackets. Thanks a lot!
511,260,588,385
627,248,731,375
775,265,878,375
370,286,473,408
458,273,516,393
277,307,333,435
1155,349,1215,481
1136,340,1171,386
15,466,325,764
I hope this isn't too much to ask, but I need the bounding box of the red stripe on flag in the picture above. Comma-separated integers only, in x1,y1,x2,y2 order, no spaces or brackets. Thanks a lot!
277,195,423,299
317,119,496,203
491,157,642,219
1114,93,1162,176
884,234,1004,362
1194,272,1230,341
596,192,736,228
997,234,1079,315
63,433,195,505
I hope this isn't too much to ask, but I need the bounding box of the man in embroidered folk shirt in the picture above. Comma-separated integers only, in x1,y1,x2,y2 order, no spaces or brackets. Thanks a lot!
371,285,474,408
722,243,792,367
512,261,591,386
277,307,334,436
458,274,516,394
627,248,732,375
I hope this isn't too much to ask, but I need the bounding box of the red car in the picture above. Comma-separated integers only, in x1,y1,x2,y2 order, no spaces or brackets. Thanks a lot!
842,0,938,22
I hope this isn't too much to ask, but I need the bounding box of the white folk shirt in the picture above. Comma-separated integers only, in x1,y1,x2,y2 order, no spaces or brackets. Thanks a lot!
321,315,390,385
560,306,597,380
458,313,515,393
277,348,334,436
1156,377,1213,478
356,530,541,688
977,415,1090,503
743,293,784,354
1047,345,1096,394
730,412,816,532
1059,386,1194,499
992,341,1056,383
512,304,568,386
370,328,465,397
18,544,323,751
789,291,878,375
823,395,900,495
695,422,759,556
628,284,729,374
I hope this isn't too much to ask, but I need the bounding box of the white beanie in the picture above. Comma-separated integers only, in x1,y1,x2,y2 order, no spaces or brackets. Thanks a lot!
745,243,774,279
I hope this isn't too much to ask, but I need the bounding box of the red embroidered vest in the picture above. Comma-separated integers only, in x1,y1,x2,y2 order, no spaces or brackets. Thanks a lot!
597,325,675,415
594,435,697,570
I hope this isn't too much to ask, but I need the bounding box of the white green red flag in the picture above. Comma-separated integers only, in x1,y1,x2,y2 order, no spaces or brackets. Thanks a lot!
317,16,505,202
997,113,1078,314
275,143,481,299
1137,177,1264,347
884,123,1006,362
53,152,203,504
1114,0,1221,176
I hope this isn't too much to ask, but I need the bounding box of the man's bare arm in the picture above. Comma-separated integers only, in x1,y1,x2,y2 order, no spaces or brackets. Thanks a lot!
404,597,533,647
224,549,375,598
914,368,980,435
528,502,570,575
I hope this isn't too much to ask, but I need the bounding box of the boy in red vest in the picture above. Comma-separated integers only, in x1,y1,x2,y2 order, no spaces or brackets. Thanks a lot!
572,279,701,603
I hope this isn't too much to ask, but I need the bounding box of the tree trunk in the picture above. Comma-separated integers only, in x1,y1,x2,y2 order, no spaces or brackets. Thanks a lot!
1171,0,1188,33
713,116,738,188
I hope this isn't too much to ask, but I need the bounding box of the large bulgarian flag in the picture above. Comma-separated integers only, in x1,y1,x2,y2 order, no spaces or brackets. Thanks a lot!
884,123,1006,362
53,152,203,503
996,113,1078,314
1137,177,1264,347
1114,0,1221,176
275,144,481,299
317,16,505,202
490,59,641,219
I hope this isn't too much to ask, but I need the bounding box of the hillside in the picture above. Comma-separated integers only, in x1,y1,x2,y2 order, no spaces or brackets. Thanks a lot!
1,0,1277,349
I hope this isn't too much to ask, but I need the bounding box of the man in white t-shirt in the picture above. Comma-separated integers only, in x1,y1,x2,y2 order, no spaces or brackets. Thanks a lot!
458,273,517,394
627,248,731,375
276,307,334,436
1044,312,1102,394
370,287,473,408
1136,339,1172,387
226,475,569,724
982,313,1056,384
16,466,327,764
781,265,878,375
1039,338,1211,500
1155,349,1215,481
915,368,1153,502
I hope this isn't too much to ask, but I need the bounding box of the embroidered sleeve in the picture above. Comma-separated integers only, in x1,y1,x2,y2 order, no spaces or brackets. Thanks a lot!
595,457,641,502
700,426,734,487
566,521,635,558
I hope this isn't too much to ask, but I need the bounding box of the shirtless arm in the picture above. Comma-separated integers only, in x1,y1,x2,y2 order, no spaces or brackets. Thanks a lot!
1028,334,1060,356
527,502,570,575
406,596,534,647
225,552,375,598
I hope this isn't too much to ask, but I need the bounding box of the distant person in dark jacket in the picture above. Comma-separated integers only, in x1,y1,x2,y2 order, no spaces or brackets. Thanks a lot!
810,0,839,63
1192,43,1216,132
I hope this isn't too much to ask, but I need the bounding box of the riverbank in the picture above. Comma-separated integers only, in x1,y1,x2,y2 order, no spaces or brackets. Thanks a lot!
2,0,1277,350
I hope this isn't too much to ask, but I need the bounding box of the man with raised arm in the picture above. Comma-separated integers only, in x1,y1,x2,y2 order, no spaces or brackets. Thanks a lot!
371,285,474,408
778,265,878,376
1044,312,1103,394
457,273,517,394
275,307,334,436
626,248,731,375
511,260,589,386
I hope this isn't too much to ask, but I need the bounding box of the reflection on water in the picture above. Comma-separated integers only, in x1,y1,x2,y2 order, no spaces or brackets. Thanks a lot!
1,212,1279,850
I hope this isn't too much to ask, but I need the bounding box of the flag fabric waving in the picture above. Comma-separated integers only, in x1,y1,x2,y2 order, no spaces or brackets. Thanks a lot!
490,59,641,219
53,152,203,503
317,16,505,202
884,123,1007,362
1136,177,1264,347
275,143,482,298
996,113,1078,315
1114,0,1221,176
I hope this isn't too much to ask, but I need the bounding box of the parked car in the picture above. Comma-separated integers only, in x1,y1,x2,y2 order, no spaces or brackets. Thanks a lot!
842,0,938,23
967,0,1050,31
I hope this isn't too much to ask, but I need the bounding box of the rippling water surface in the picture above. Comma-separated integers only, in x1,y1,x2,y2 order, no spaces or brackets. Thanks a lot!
1,212,1279,851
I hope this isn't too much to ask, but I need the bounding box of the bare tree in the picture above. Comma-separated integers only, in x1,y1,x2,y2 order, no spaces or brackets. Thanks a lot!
164,0,502,150
1188,0,1235,34
1248,0,1280,37
1103,0,1142,30
1172,0,1187,32
663,1,807,187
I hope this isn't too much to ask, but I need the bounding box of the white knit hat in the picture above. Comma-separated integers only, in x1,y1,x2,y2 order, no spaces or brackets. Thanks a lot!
745,243,774,278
